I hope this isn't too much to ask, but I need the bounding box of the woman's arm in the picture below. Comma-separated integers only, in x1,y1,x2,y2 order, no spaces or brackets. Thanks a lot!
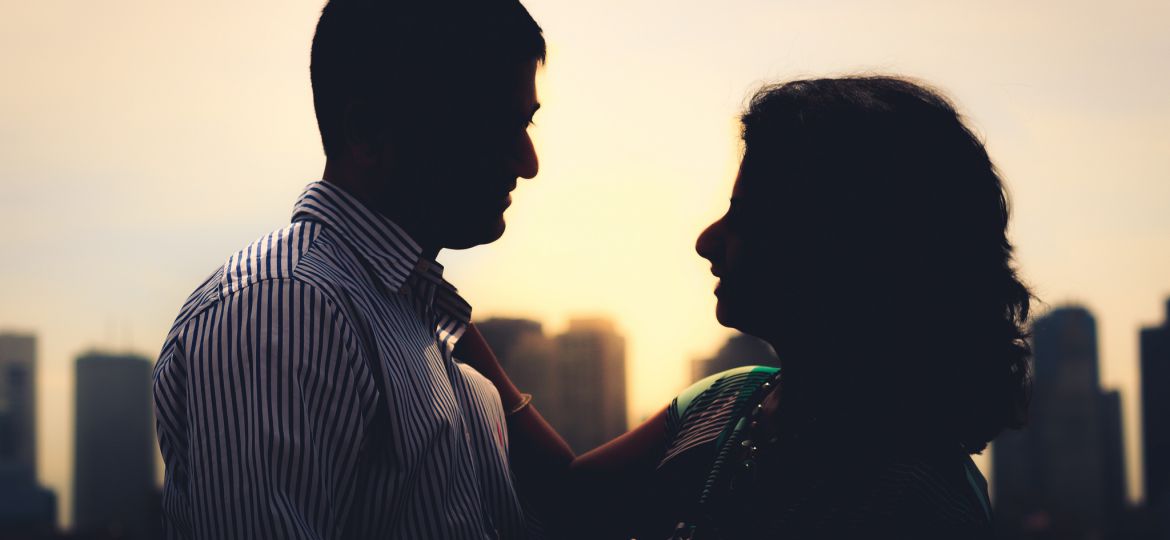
567,406,672,537
454,324,671,536
453,324,575,483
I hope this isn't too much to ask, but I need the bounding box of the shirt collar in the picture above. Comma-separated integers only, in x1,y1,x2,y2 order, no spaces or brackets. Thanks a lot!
291,181,472,330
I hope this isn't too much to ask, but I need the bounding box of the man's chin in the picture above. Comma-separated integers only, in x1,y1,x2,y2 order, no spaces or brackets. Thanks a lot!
443,218,506,250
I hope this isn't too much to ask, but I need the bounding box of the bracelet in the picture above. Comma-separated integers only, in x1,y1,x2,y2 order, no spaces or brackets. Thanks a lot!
507,393,533,416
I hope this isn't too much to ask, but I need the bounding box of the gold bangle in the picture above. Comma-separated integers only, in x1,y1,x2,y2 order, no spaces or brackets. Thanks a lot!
507,393,533,416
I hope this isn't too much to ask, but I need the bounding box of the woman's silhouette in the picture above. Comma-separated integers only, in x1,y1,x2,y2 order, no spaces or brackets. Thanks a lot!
457,76,1033,539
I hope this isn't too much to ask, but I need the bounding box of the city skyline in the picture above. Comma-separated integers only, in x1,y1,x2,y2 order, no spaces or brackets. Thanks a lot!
992,306,1127,538
2,0,1168,531
4,297,1170,533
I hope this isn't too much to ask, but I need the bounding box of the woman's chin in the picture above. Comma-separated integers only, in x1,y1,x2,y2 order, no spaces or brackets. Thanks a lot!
714,302,742,330
715,299,774,339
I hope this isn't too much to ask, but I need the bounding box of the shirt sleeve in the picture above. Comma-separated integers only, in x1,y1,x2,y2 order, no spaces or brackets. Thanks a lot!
154,279,378,539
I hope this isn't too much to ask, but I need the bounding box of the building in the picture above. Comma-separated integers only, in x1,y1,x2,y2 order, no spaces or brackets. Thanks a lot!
476,316,629,454
1099,389,1128,535
690,333,778,382
1141,298,1170,537
478,318,554,392
992,306,1127,539
553,318,628,453
1,333,38,483
477,318,545,366
72,351,157,539
477,317,563,426
0,332,58,535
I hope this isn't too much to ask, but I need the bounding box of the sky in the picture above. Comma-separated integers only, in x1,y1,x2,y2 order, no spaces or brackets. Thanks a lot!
1,0,1168,529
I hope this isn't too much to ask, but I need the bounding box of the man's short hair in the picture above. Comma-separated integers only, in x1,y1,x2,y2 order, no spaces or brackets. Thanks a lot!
310,0,546,158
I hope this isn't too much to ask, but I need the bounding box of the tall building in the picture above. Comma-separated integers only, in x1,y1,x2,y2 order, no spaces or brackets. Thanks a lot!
477,318,545,366
1141,298,1170,537
992,306,1128,539
1099,389,1128,535
0,332,38,483
477,318,562,425
476,317,629,454
690,333,778,382
0,332,58,535
72,351,157,539
553,318,628,453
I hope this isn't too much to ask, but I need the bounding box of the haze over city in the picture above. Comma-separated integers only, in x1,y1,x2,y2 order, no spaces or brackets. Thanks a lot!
1,0,1168,530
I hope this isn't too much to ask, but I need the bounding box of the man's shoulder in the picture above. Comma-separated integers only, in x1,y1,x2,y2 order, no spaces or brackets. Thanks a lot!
165,221,352,335
220,220,328,297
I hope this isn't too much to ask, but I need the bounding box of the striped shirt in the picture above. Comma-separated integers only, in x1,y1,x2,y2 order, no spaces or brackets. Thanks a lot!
153,181,532,539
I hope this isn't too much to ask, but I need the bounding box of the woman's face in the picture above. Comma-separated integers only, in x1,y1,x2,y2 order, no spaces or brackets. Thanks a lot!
696,161,789,338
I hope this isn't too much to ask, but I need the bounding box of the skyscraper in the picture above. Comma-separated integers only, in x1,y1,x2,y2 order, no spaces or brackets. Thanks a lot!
690,333,778,382
475,316,630,454
553,318,628,453
0,332,57,534
0,333,37,482
1099,389,1128,535
1141,298,1170,536
477,318,563,426
992,306,1127,539
72,351,156,539
477,318,545,366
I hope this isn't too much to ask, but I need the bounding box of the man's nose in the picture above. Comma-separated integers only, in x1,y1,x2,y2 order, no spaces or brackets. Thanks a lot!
514,131,538,179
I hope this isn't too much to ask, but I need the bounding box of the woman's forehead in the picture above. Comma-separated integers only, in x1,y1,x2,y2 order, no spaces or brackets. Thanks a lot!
732,160,788,199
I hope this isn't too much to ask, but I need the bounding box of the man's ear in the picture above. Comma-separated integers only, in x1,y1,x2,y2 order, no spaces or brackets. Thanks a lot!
342,100,387,166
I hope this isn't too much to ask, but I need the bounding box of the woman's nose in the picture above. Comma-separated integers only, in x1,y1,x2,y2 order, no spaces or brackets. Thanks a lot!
696,218,725,261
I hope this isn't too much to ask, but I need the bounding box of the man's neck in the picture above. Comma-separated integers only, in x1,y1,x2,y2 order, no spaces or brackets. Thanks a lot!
322,162,441,260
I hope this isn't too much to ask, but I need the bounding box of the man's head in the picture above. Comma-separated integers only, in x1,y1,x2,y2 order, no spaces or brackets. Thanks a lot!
311,0,545,250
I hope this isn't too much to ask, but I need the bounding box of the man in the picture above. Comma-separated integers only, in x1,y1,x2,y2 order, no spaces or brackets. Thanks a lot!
153,1,546,537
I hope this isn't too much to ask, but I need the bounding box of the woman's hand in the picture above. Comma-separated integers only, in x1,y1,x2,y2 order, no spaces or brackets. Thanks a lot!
454,323,527,409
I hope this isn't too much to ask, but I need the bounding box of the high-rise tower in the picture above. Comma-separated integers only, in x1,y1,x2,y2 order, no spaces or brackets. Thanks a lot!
72,351,156,539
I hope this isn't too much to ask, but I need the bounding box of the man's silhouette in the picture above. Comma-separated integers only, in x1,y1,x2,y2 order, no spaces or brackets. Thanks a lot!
153,1,546,537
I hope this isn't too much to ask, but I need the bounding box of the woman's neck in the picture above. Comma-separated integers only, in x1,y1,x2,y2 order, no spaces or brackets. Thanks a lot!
769,338,920,451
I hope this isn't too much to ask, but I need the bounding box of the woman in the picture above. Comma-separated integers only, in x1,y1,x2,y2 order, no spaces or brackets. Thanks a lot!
456,76,1032,539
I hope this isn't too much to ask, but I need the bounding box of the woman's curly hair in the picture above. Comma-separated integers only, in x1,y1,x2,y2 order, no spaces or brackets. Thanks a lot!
740,76,1033,453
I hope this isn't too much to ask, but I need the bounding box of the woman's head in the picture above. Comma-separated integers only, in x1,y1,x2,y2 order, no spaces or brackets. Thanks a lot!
696,76,1032,452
